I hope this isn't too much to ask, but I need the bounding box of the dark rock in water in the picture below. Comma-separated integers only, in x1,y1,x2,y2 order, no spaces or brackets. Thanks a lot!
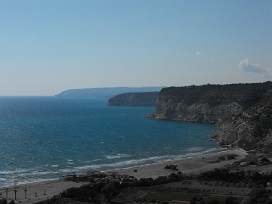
213,90,272,151
108,92,159,106
152,82,272,123
164,164,178,170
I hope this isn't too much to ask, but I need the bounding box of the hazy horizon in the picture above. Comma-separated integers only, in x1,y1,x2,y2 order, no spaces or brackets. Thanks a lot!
1,0,271,96
0,86,165,97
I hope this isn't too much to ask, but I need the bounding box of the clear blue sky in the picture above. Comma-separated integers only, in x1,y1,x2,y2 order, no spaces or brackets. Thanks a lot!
0,0,271,96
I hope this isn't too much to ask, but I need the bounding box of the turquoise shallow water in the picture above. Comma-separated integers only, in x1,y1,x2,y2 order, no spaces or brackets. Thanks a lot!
0,97,220,187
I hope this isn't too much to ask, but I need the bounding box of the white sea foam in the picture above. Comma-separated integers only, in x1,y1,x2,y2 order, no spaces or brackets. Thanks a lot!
0,147,223,188
92,159,102,162
19,171,59,177
1,178,58,188
60,169,74,173
57,147,223,173
0,169,33,175
0,97,219,188
1,148,223,179
187,147,203,152
105,154,131,159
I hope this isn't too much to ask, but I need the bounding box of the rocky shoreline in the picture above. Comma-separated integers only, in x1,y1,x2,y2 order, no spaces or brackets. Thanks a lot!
149,82,272,152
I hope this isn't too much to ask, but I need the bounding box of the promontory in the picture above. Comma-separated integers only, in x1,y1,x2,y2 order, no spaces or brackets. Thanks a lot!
150,81,272,151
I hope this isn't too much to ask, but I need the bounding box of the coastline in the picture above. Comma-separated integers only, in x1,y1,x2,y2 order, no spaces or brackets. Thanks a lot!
116,148,247,178
0,148,247,204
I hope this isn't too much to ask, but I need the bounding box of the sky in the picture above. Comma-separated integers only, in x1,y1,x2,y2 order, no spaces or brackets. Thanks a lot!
0,0,272,96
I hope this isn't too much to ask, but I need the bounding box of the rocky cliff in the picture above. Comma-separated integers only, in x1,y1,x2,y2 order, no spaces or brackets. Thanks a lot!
152,82,272,123
213,90,272,151
108,92,158,106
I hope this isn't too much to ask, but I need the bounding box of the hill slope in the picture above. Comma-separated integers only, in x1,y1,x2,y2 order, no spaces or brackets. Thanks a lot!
213,90,272,151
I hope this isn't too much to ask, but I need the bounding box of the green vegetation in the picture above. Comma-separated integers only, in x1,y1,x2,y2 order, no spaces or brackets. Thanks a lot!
140,191,200,202
108,92,159,106
199,168,271,186
139,192,242,204
36,157,272,204
160,81,272,108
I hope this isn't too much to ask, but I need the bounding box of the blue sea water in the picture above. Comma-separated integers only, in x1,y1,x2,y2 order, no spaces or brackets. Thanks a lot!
0,97,220,187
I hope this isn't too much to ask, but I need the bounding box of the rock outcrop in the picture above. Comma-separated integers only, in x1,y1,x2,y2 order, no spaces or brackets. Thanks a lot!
213,90,272,151
108,92,159,106
152,82,272,123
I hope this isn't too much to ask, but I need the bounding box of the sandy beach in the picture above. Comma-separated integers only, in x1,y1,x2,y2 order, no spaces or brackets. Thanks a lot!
116,148,247,178
0,148,247,204
0,180,88,204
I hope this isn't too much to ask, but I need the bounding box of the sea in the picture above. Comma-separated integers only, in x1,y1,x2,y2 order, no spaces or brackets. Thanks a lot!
0,97,221,187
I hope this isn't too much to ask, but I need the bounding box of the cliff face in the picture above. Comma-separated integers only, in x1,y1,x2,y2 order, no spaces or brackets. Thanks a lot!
108,92,159,106
154,82,272,123
213,90,272,151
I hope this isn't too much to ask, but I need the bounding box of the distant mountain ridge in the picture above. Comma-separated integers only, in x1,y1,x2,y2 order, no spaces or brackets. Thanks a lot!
55,87,163,99
108,92,159,106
